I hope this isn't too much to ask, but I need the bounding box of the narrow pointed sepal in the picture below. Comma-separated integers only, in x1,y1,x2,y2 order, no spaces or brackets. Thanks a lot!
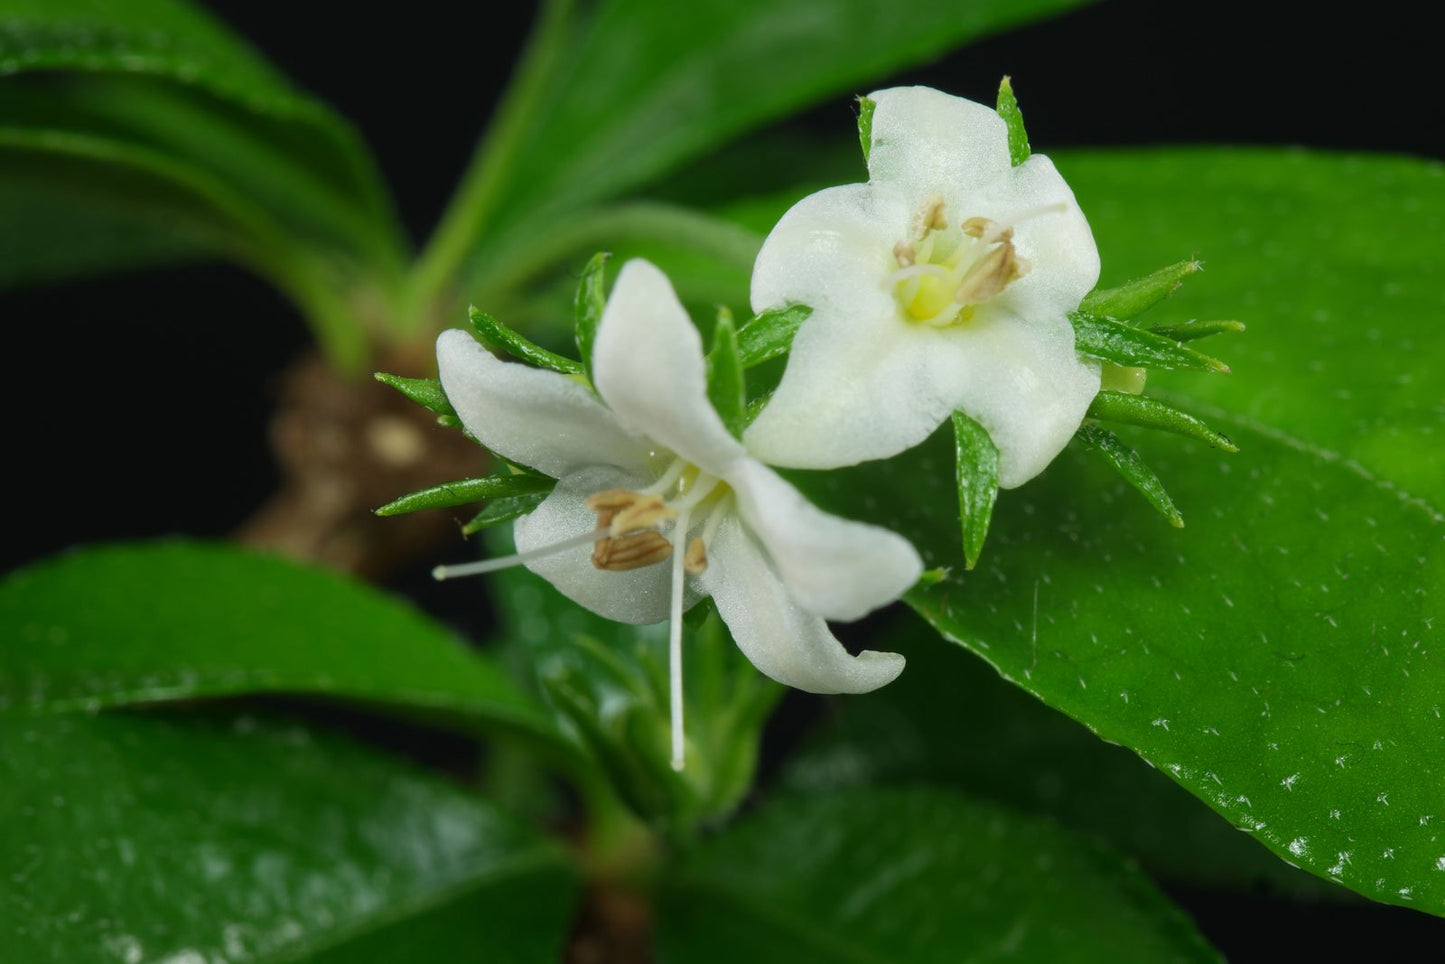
574,251,611,377
996,76,1030,166
462,491,550,534
1147,319,1246,342
374,373,457,418
1071,310,1230,373
1081,259,1201,321
736,303,811,368
1087,391,1238,452
468,306,584,375
1076,424,1184,528
375,473,555,517
706,308,747,439
953,411,1000,569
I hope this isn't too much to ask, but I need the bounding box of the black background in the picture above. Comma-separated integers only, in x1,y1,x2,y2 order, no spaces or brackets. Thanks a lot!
6,0,1444,957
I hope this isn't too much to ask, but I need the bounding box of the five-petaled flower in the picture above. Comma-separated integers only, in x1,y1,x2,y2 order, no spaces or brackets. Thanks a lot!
745,85,1102,488
434,259,922,768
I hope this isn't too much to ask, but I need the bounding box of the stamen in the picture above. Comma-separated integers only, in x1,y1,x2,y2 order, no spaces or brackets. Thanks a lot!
961,216,1013,244
668,507,693,771
432,526,606,580
684,537,708,575
955,241,1029,306
911,196,947,239
892,240,916,268
609,493,675,536
882,263,953,287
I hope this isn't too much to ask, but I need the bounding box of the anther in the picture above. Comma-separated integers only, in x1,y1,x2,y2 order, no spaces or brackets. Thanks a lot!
892,240,916,267
609,494,676,537
910,196,947,239
955,241,1030,306
961,216,1012,244
592,529,673,571
684,537,708,576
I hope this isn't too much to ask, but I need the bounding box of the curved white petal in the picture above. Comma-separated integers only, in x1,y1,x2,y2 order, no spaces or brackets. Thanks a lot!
514,465,701,624
726,459,921,621
866,86,1011,204
592,259,744,476
742,308,955,469
932,310,1101,488
975,154,1100,317
437,329,650,479
702,516,905,694
750,183,907,319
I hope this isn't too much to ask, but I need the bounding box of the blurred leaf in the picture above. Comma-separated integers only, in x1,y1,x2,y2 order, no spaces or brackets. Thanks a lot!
658,786,1219,962
0,541,560,747
0,711,577,963
0,0,403,360
423,0,1100,309
785,617,1346,899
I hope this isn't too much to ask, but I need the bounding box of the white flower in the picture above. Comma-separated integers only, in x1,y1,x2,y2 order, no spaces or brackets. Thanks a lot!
434,259,922,768
745,85,1102,488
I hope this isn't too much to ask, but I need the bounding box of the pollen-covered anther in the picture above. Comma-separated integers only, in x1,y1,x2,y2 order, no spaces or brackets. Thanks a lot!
892,240,916,268
592,529,673,571
684,536,708,576
961,216,1013,244
585,488,677,537
955,240,1030,306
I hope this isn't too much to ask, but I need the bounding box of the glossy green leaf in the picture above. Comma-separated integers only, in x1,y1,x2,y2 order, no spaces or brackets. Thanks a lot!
376,474,555,518
469,305,584,374
997,75,1030,166
1081,258,1201,320
658,786,1219,962
736,303,811,368
0,711,578,963
1071,309,1231,372
706,309,746,438
425,0,1099,307
952,410,999,569
0,541,558,745
1088,390,1238,452
784,617,1343,898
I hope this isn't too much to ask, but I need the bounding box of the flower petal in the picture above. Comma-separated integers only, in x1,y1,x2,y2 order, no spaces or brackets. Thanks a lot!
979,154,1100,317
514,464,701,625
743,306,1098,486
437,329,651,479
726,459,922,621
749,182,907,321
866,86,1011,204
702,515,905,694
592,259,745,476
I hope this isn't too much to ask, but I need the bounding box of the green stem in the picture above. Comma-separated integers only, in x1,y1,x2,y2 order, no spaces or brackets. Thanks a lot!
406,0,576,328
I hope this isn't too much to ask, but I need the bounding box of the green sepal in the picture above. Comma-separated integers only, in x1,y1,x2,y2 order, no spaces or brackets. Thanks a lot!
469,306,584,375
951,411,1000,570
736,304,811,368
374,372,457,418
1075,424,1184,528
1087,391,1238,452
376,474,555,517
857,96,876,165
574,251,611,377
997,76,1030,166
707,308,747,438
683,596,717,631
1147,319,1246,342
743,392,772,428
463,491,551,534
437,413,464,429
1080,260,1201,321
1071,311,1230,373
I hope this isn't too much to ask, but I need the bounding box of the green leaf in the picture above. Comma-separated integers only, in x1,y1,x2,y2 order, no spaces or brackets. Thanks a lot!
1071,309,1231,372
736,303,811,368
468,306,584,374
373,373,458,418
856,95,875,164
423,0,1100,309
707,309,746,438
1074,423,1184,527
1081,258,1201,320
1088,390,1238,452
658,787,1219,962
464,491,551,535
0,541,559,745
574,250,610,376
1147,318,1247,342
785,619,1344,899
997,75,1030,166
0,711,578,963
951,410,999,569
376,474,555,518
